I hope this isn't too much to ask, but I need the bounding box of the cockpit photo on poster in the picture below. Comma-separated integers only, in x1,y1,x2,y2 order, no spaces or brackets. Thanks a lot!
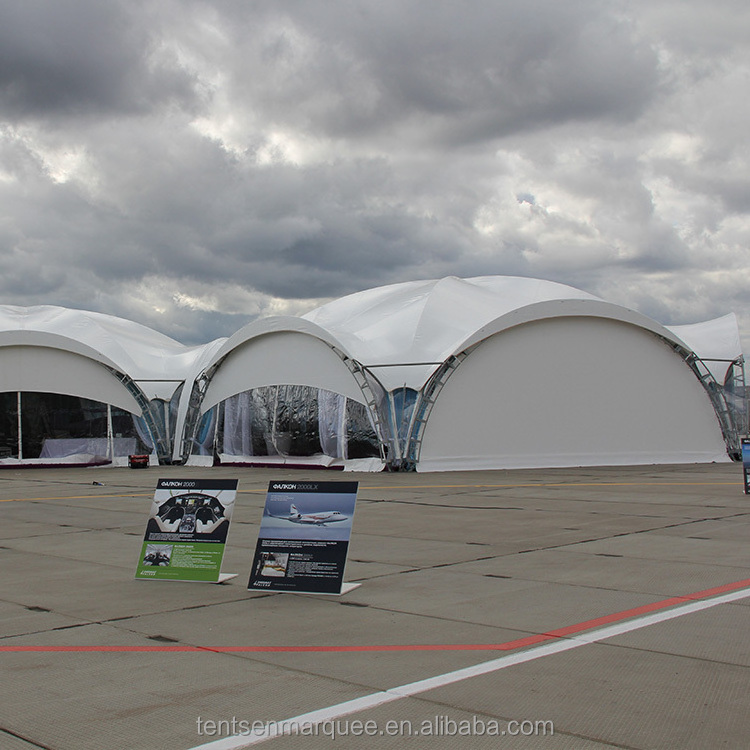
135,478,238,582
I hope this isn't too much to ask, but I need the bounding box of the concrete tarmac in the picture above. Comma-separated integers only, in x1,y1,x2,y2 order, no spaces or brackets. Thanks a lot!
0,462,748,749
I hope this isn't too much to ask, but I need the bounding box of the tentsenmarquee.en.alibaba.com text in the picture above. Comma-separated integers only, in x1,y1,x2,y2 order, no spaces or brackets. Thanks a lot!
196,715,555,740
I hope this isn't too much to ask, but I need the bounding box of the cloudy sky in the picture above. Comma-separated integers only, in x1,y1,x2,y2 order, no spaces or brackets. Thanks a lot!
1,0,749,352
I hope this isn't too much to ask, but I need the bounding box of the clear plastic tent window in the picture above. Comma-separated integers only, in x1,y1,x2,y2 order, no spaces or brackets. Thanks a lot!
191,385,380,461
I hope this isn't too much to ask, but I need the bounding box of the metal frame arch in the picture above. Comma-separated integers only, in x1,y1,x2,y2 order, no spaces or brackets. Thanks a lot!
179,331,391,465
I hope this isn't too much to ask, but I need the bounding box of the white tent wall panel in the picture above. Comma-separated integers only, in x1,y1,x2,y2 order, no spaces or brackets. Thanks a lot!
417,317,729,472
199,331,368,414
0,345,142,415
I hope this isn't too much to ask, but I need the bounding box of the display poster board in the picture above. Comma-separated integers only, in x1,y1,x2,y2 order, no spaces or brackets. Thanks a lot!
248,480,359,595
743,439,750,495
135,478,238,582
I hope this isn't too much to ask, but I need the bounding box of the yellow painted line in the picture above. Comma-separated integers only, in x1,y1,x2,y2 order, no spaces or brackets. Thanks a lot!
361,481,740,489
0,492,153,503
0,480,739,504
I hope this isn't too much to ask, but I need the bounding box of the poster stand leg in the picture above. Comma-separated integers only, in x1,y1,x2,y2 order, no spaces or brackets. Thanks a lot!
216,573,238,583
339,582,361,595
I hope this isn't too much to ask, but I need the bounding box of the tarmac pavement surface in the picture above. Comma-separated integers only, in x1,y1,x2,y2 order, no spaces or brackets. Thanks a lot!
0,462,748,749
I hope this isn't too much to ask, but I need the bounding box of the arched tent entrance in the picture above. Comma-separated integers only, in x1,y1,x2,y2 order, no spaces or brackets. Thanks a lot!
182,320,387,470
412,305,732,472
0,342,156,465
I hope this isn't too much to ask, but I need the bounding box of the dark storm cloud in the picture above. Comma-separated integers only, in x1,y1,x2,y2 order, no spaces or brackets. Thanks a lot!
199,0,658,144
0,0,196,119
0,118,460,302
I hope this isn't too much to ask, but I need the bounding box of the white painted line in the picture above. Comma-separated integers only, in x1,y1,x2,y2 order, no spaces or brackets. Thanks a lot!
188,586,750,750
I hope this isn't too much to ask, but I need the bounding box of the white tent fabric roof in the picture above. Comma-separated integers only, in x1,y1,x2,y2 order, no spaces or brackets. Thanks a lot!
0,279,742,409
303,276,634,390
666,314,742,361
666,314,743,384
304,276,601,365
0,304,223,400
1,281,741,399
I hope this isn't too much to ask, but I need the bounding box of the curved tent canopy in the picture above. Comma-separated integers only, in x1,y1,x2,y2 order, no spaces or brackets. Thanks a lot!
0,334,142,415
451,298,694,356
0,339,151,466
414,314,729,472
181,317,385,469
0,305,208,465
198,317,370,411
303,275,602,391
0,304,191,380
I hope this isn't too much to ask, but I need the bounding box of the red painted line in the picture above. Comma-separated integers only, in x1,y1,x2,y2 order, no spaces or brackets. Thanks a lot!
544,576,750,639
4,577,750,654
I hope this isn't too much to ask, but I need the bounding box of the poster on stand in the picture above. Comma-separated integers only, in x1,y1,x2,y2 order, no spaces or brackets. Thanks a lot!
248,480,359,595
135,478,238,582
742,439,750,495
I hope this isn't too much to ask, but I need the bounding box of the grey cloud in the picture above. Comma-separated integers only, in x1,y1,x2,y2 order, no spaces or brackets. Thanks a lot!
0,0,197,120
0,249,66,296
0,0,749,353
176,0,659,145
631,0,750,57
1,117,474,300
128,307,252,346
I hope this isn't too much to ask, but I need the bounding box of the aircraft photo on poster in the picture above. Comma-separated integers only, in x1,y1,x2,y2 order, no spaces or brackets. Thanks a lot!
249,480,358,594
259,494,355,541
135,478,238,582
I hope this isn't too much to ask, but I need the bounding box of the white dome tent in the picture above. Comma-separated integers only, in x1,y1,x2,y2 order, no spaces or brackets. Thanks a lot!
0,305,219,466
409,301,735,471
296,276,745,470
0,277,744,471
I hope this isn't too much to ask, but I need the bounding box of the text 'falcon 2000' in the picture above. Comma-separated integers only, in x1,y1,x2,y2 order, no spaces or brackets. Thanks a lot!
271,504,349,526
